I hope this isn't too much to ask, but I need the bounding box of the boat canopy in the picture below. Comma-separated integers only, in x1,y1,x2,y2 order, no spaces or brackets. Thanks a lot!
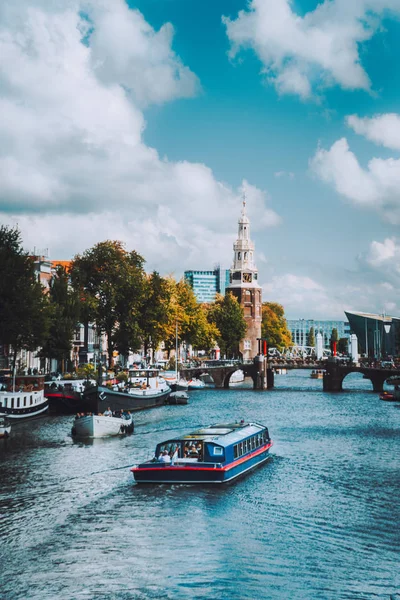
167,422,268,449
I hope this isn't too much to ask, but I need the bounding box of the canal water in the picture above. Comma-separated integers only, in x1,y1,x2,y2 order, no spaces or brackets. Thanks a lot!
1,371,399,600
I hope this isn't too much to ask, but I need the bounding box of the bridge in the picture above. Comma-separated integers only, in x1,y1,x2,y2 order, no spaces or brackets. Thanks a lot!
180,358,400,392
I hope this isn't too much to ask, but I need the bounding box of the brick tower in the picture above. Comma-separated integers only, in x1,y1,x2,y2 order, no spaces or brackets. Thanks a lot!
226,197,262,360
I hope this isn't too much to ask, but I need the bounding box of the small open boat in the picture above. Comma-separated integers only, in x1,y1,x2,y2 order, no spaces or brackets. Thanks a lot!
165,391,189,405
0,416,11,438
379,391,397,402
131,421,272,484
71,413,134,438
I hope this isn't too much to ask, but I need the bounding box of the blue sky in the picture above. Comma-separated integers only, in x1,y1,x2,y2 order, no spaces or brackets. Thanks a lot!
1,0,400,319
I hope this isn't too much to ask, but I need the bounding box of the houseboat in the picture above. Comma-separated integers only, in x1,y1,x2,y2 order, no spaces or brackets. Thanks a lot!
131,421,273,484
45,379,93,414
0,374,48,420
83,368,171,413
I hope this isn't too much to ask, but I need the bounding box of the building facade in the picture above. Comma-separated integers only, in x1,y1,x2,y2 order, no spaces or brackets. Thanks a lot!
226,199,262,361
345,311,400,357
184,266,230,303
287,319,351,349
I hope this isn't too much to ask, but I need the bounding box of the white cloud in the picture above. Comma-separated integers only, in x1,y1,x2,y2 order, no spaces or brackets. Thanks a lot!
0,0,280,270
262,273,347,319
223,0,400,99
347,113,400,151
310,136,400,222
274,171,294,179
366,238,398,267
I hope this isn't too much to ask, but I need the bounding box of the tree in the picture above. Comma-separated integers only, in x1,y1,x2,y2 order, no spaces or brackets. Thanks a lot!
307,326,315,348
71,241,146,367
39,265,80,372
208,293,247,357
0,225,50,374
139,272,174,360
338,337,348,355
261,302,292,350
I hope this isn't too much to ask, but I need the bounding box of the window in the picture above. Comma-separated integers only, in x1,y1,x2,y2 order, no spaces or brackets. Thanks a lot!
24,396,27,407
244,340,251,350
234,445,238,458
213,447,223,455
17,398,20,408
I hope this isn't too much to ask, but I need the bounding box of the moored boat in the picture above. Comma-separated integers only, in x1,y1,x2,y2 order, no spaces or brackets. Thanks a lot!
230,369,245,383
165,391,189,405
187,378,205,390
131,421,273,484
71,412,134,438
45,379,93,414
0,416,11,438
82,368,170,413
0,375,48,420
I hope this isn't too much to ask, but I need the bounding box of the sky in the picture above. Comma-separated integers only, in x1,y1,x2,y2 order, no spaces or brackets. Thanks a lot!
1,0,400,320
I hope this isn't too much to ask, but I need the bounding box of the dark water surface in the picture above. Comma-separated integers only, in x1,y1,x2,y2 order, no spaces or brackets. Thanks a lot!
1,371,399,600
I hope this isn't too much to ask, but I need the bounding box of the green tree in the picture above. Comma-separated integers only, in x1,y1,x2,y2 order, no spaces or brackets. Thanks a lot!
261,302,292,350
338,337,348,355
0,225,50,374
208,292,247,357
307,326,315,348
39,265,80,372
71,241,146,367
139,272,174,359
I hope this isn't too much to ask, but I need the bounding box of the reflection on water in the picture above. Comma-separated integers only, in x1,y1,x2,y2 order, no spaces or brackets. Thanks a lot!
1,370,399,600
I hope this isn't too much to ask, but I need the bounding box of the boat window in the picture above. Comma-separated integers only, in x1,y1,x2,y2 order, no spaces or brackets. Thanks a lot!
24,396,27,406
11,398,14,408
213,447,223,456
17,398,20,408
234,445,238,459
239,442,243,456
30,395,33,404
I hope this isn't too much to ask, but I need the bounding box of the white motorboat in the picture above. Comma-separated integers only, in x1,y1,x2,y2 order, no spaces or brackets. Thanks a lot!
187,378,205,390
71,413,134,438
0,416,11,438
0,375,48,420
230,369,244,383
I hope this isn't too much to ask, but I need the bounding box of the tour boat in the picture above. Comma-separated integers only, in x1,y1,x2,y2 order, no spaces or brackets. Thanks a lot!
187,378,205,390
82,368,171,413
310,370,324,379
0,375,48,420
71,413,134,438
165,391,189,405
0,416,11,438
44,379,93,414
131,421,273,484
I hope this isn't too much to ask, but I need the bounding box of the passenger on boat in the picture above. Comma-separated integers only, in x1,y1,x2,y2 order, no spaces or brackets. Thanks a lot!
188,445,198,458
104,407,112,417
171,446,179,465
159,450,171,463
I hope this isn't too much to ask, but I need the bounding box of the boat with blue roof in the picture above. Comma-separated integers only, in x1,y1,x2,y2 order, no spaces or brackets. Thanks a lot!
131,420,273,484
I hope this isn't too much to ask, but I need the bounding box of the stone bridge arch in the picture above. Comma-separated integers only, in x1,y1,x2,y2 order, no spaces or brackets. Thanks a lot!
323,365,393,392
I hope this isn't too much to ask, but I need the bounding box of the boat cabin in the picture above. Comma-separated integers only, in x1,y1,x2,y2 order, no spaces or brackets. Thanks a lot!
153,422,270,465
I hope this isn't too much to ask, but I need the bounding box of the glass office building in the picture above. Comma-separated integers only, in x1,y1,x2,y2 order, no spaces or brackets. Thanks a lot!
345,311,400,357
287,319,351,348
184,267,230,303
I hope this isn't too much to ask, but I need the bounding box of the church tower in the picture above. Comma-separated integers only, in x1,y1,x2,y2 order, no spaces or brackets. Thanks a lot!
226,197,262,360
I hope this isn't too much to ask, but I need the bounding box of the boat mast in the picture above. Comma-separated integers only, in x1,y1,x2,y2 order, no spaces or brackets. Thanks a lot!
175,321,178,382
